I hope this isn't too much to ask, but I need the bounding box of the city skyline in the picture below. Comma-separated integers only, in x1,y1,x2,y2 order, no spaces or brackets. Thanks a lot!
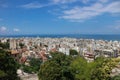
0,0,120,35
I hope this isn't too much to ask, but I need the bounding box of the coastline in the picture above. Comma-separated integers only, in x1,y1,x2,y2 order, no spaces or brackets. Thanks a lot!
0,34,120,41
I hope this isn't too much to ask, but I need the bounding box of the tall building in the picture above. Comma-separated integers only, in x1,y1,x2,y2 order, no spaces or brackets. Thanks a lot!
10,39,17,49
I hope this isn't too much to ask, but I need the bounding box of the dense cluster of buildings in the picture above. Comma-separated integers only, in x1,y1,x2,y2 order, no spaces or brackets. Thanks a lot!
0,37,120,62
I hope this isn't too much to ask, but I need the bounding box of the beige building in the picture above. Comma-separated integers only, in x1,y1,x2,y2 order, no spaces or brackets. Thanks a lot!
10,39,17,49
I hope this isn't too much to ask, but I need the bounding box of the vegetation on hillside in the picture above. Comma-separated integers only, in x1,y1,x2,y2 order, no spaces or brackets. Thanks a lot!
38,52,74,80
0,49,20,80
38,51,120,80
22,58,42,73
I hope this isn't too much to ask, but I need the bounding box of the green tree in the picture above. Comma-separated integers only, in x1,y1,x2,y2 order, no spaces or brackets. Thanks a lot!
0,42,9,49
19,43,24,48
70,56,94,80
70,49,78,56
70,56,117,80
0,70,7,78
22,58,42,73
38,51,118,80
0,49,20,80
111,75,120,80
38,52,74,80
91,57,116,80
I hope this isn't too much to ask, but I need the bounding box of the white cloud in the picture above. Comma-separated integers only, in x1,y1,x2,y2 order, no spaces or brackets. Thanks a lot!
60,3,103,20
60,1,120,21
51,0,77,4
21,0,91,9
20,2,45,9
13,28,20,32
81,0,90,4
21,0,95,10
0,26,7,32
103,2,120,13
98,0,108,3
21,0,77,9
20,0,120,22
51,0,91,4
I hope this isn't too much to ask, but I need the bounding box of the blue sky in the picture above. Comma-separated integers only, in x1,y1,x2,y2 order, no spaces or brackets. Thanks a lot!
0,0,120,35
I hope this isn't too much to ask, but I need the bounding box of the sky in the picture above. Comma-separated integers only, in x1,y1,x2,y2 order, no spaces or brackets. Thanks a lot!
0,0,120,35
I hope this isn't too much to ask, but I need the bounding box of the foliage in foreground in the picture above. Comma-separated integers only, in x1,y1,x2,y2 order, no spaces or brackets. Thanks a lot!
0,49,20,80
70,49,78,56
0,42,9,49
111,75,120,80
38,51,119,80
91,57,117,80
38,52,74,80
22,58,42,73
71,57,118,80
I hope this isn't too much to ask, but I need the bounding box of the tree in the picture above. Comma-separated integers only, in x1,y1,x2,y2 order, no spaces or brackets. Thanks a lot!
111,75,120,80
70,56,94,80
19,43,24,48
38,51,118,80
22,58,42,73
0,42,9,49
38,52,74,80
91,57,116,80
70,49,78,56
0,70,7,78
70,56,117,80
0,49,20,80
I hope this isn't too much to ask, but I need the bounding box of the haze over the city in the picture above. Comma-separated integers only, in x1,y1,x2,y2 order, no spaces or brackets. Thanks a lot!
0,0,120,35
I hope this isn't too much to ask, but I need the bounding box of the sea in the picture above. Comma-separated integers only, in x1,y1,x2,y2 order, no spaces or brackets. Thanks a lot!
0,34,120,41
